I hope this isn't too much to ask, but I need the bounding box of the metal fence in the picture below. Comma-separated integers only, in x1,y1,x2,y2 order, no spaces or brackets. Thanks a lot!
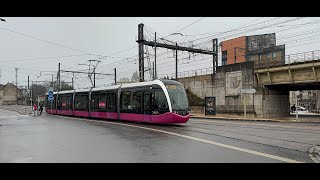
158,50,320,79
158,67,214,79
285,50,320,64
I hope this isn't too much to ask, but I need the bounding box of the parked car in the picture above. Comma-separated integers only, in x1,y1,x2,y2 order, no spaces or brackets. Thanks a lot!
296,106,306,111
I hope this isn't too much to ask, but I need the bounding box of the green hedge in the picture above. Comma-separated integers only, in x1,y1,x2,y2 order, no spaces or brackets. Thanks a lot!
185,89,205,106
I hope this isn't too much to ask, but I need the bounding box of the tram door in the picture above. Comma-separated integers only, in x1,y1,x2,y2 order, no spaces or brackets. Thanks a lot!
142,90,151,122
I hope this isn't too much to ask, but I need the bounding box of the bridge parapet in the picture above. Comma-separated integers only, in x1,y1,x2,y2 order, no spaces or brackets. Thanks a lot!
256,60,320,86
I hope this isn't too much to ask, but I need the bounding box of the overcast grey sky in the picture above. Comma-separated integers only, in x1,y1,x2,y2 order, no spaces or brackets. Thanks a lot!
1,17,320,89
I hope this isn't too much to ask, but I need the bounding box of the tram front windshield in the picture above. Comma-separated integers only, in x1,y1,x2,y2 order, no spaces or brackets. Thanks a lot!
165,84,189,110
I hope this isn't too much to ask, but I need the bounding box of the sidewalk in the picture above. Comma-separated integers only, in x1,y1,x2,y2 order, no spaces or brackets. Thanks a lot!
0,105,33,115
191,113,320,123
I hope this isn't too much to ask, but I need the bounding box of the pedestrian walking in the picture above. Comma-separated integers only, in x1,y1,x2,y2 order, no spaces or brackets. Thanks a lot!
33,103,37,115
39,104,43,115
291,104,296,113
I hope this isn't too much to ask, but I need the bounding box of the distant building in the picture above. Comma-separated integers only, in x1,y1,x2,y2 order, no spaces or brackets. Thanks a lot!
220,33,285,68
0,83,18,105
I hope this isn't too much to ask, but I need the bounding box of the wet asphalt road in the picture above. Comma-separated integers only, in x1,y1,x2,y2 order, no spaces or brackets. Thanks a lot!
0,109,319,163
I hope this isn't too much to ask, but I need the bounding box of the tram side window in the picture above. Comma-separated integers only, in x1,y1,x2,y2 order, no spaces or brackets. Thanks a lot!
75,94,88,110
98,94,106,109
152,90,169,111
92,93,106,110
106,93,116,110
60,95,72,110
132,90,142,110
121,91,132,110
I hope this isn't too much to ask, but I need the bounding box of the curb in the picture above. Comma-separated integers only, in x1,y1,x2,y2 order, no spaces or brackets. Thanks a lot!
191,115,320,123
191,115,287,123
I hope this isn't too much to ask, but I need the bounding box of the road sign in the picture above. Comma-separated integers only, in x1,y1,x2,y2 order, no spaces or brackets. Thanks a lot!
48,90,54,102
239,88,256,94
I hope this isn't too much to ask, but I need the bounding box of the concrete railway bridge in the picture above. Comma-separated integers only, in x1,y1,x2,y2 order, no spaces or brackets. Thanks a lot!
177,50,320,117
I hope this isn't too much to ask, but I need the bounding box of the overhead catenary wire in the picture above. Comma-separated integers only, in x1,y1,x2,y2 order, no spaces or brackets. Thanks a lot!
0,53,90,63
4,17,320,87
178,17,284,46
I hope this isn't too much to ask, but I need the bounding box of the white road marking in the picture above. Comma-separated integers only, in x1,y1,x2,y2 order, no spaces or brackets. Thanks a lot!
191,119,320,130
0,116,18,118
58,116,303,163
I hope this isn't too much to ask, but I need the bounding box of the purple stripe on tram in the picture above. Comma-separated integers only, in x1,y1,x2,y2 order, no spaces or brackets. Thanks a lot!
90,112,118,120
57,109,73,116
119,112,190,124
73,110,90,117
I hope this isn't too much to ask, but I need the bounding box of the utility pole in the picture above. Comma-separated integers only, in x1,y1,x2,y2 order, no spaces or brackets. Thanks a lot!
15,68,18,87
58,63,60,91
28,75,30,107
114,68,117,85
51,74,53,88
88,59,101,87
213,39,218,73
154,32,157,79
93,68,96,88
72,72,74,89
176,43,178,80
137,23,216,82
137,23,145,82
153,62,155,80
212,39,218,96
15,68,18,105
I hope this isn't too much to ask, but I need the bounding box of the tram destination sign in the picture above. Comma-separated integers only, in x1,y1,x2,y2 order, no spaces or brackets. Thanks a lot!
239,88,256,94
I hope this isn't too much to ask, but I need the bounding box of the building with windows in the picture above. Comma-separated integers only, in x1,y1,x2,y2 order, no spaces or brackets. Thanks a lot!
0,83,18,105
220,33,285,68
